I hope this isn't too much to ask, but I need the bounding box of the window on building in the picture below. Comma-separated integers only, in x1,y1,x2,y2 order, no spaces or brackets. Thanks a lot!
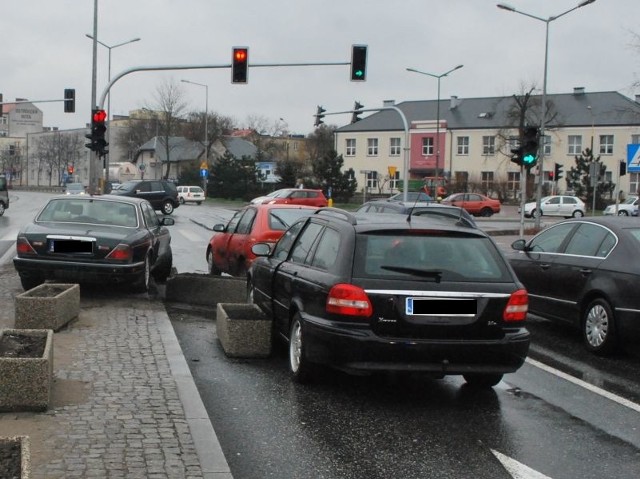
390,137,401,156
507,171,520,194
389,170,400,190
292,142,299,151
346,138,356,156
542,134,551,156
367,138,378,156
422,137,434,156
481,171,494,190
366,171,378,188
630,173,639,195
631,134,640,145
457,136,469,155
482,136,495,156
568,135,582,155
599,135,614,155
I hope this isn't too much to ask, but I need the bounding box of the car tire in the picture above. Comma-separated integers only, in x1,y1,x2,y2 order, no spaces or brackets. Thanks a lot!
19,274,44,291
179,197,185,205
480,207,494,217
572,210,584,218
132,253,151,293
197,201,202,205
532,209,541,218
462,373,503,388
246,283,255,303
289,315,312,383
618,210,629,216
152,249,173,283
0,203,5,216
207,250,222,276
162,200,174,215
583,298,617,355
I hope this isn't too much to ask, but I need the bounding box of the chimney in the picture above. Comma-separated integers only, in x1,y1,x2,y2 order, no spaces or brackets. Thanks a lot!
383,99,395,107
450,96,460,109
573,87,585,96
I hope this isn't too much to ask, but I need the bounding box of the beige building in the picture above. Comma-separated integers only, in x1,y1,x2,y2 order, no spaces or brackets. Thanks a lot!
335,89,640,200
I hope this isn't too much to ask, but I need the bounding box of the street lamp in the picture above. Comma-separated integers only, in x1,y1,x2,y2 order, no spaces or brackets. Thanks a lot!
86,34,141,184
406,64,463,198
497,0,596,226
181,79,209,191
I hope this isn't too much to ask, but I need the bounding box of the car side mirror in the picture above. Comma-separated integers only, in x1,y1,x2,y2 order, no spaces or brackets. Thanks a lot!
511,238,527,251
161,217,175,226
251,243,271,257
213,224,226,232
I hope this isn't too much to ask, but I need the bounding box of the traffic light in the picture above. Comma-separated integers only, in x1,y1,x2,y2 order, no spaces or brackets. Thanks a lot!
64,88,75,113
522,126,539,168
350,45,367,81
620,160,627,177
85,109,108,155
554,163,563,181
68,165,74,174
351,101,364,123
231,47,249,84
314,105,326,127
510,147,523,166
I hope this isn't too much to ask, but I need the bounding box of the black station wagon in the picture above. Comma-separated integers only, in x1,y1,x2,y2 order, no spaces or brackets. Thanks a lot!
248,208,530,387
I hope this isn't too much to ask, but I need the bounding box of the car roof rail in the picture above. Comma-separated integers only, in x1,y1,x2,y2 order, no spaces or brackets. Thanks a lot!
314,207,357,225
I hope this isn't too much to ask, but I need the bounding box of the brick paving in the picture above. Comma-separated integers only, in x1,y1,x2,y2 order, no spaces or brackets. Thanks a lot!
0,263,230,478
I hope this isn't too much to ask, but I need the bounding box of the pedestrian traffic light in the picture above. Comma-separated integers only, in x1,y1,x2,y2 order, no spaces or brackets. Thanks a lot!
510,147,523,166
351,101,364,123
232,47,249,84
620,160,627,177
554,163,563,181
350,45,367,81
314,105,326,127
522,126,539,168
64,88,75,113
85,108,108,155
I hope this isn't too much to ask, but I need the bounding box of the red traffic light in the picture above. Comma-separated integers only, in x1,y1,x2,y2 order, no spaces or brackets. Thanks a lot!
93,109,107,123
234,48,247,62
68,165,74,174
232,47,249,84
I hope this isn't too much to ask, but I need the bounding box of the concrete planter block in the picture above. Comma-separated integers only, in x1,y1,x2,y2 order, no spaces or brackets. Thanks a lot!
0,329,54,412
15,283,80,331
0,436,31,479
165,274,246,306
216,303,272,358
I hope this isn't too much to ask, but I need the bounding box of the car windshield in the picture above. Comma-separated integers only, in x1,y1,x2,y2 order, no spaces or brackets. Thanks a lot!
116,181,139,193
622,196,638,205
37,198,138,227
353,232,511,282
268,208,315,230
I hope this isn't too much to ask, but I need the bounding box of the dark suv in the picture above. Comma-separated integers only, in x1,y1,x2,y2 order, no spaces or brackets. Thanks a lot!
248,208,530,387
110,179,179,215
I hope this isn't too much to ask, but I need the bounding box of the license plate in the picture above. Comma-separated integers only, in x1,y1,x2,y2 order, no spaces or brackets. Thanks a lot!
406,297,477,316
49,239,94,254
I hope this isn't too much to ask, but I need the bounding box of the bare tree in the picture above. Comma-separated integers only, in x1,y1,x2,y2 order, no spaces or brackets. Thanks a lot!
183,111,236,161
152,79,188,179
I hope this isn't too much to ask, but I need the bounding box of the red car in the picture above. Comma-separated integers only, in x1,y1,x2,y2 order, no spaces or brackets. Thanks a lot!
206,204,317,276
251,188,328,207
440,193,501,217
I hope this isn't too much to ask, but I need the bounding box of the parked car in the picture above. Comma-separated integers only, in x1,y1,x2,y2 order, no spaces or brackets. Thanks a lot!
110,179,180,215
250,188,328,207
387,191,434,203
355,199,477,227
520,195,585,219
13,195,175,292
603,195,638,216
64,183,86,195
440,193,501,217
248,209,530,387
176,185,205,205
0,173,9,216
507,217,640,355
206,204,317,277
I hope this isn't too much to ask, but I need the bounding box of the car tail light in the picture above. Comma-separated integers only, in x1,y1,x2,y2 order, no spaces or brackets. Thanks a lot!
503,289,528,322
326,283,373,317
106,244,133,261
16,237,37,255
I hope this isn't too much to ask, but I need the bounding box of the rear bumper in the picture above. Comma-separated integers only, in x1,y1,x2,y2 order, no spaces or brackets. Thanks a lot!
13,256,145,284
301,315,530,375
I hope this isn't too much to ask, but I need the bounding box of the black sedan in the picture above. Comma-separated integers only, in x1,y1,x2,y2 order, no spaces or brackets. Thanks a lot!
508,217,640,355
248,209,530,387
13,195,174,293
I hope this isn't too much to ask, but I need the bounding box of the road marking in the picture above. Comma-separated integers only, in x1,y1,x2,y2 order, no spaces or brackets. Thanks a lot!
176,228,208,243
526,357,640,413
491,449,553,479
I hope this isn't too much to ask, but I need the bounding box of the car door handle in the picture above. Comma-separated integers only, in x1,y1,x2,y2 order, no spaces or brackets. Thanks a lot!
539,263,550,270
580,268,592,276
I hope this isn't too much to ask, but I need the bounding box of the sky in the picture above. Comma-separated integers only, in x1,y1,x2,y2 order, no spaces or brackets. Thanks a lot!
2,0,639,136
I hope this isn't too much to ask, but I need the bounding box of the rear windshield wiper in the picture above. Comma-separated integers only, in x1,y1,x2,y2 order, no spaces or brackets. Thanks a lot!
380,265,443,282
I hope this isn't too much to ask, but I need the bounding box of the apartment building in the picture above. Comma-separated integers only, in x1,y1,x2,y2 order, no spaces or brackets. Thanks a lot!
335,88,640,199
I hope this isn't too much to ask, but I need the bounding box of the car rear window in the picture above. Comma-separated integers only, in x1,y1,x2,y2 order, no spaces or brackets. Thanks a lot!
268,208,315,231
353,232,512,282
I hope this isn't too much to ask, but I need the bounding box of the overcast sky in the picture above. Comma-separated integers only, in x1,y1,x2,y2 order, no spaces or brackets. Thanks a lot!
2,0,638,136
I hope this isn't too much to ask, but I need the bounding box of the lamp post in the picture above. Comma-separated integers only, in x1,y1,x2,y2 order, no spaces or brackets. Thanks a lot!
86,34,141,185
497,0,596,226
181,79,209,191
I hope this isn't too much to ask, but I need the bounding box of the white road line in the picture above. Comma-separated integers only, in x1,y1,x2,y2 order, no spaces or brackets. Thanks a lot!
491,449,553,479
176,228,208,243
526,357,640,413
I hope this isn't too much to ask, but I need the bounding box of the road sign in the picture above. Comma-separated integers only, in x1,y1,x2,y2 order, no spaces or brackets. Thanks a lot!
627,144,640,172
200,162,208,170
200,168,208,178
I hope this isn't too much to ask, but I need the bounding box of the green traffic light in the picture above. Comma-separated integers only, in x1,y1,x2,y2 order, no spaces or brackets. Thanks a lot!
523,153,536,165
354,70,364,78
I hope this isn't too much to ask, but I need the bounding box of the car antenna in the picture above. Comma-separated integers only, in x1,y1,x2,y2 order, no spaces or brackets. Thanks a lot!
406,183,431,224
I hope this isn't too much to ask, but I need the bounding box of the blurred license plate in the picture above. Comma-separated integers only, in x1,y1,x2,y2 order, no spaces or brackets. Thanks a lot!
406,298,476,315
50,239,93,253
